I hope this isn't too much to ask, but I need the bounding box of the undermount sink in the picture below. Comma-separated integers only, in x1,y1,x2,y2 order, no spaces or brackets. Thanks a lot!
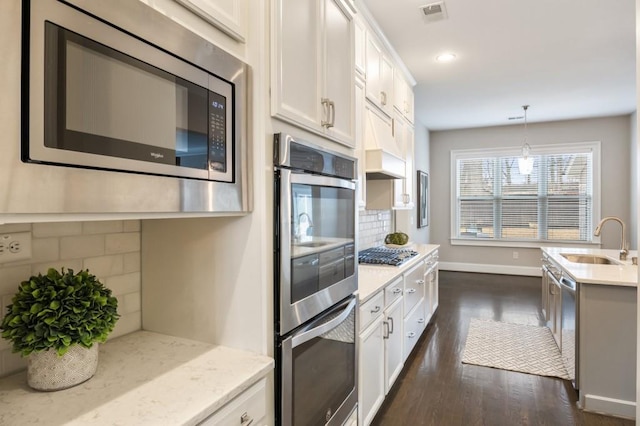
560,253,621,265
296,241,331,248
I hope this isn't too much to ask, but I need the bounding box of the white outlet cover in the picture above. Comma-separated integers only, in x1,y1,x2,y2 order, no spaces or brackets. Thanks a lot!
0,232,32,264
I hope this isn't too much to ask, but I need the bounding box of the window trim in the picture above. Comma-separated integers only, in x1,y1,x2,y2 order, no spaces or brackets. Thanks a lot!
450,141,602,248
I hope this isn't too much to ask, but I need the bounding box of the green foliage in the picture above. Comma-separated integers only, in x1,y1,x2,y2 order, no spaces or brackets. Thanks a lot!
0,268,119,357
385,232,409,245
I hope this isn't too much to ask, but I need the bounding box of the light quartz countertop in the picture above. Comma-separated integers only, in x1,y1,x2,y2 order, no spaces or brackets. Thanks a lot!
0,331,274,425
358,244,440,303
542,247,638,287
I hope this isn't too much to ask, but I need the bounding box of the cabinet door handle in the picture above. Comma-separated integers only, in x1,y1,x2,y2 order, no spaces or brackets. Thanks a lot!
392,287,402,294
407,331,416,338
321,98,330,127
328,99,335,128
380,91,387,105
383,320,390,339
371,305,381,314
406,288,417,294
388,316,394,334
240,412,253,426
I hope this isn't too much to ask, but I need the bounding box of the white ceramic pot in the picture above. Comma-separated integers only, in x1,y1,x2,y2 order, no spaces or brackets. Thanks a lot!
27,344,99,391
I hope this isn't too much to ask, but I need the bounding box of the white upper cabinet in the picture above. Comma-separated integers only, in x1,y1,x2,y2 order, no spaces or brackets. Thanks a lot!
365,34,393,117
272,0,355,147
174,0,247,42
355,77,366,210
393,112,414,209
354,16,366,78
393,74,414,123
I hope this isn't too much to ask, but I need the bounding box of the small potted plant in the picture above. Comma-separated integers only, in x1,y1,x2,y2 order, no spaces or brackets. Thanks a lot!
0,267,119,391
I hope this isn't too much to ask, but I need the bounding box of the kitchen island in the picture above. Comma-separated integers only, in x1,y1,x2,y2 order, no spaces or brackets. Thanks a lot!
541,247,637,420
0,331,274,425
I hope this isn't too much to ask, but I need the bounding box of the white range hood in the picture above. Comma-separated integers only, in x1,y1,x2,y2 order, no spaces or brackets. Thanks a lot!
363,106,405,180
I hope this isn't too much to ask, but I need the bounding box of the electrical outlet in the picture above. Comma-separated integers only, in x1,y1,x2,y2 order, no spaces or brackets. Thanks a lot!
0,232,32,264
512,251,519,259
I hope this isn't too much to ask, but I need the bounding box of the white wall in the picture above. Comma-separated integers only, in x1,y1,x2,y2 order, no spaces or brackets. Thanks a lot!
430,115,632,274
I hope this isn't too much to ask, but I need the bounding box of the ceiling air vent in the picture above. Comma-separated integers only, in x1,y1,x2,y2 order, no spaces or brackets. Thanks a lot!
420,1,448,23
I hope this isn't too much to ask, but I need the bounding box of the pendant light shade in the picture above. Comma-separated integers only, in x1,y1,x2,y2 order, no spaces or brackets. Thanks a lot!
518,105,533,175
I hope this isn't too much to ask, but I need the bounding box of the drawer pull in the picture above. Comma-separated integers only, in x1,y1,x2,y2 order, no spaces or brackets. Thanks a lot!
417,279,425,285
371,305,381,314
240,412,253,426
406,288,417,294
407,331,416,338
391,287,402,295
417,318,425,324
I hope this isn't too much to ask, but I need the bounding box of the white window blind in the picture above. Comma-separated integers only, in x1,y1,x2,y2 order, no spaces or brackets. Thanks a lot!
452,143,599,244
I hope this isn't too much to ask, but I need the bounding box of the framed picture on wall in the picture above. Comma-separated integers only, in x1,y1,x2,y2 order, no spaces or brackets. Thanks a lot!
417,170,429,228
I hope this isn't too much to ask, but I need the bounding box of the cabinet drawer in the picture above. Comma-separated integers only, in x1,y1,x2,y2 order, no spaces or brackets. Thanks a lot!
404,299,426,359
199,378,266,426
360,291,384,332
384,276,403,307
403,261,425,315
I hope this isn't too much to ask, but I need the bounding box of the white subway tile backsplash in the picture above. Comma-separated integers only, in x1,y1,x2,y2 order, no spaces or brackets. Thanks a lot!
0,220,142,378
31,259,84,276
359,209,392,250
110,311,142,340
0,265,31,296
106,272,141,296
105,233,140,254
123,252,141,273
32,222,82,238
30,237,59,264
60,235,105,259
83,221,123,235
83,255,124,278
123,220,141,232
121,292,141,315
0,224,31,233
1,350,26,377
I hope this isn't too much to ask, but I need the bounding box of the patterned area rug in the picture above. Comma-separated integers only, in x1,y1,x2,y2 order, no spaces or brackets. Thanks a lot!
462,318,570,380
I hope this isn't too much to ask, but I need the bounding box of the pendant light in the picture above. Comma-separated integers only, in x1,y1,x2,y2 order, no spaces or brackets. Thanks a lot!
517,105,534,175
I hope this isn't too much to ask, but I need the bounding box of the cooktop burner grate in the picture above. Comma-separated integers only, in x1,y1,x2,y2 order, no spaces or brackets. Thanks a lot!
358,246,419,266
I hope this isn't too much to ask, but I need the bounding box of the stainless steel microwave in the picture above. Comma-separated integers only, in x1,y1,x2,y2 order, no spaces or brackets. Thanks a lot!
23,0,244,183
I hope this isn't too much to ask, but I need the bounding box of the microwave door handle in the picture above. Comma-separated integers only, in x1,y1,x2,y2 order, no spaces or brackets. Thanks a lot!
291,298,356,348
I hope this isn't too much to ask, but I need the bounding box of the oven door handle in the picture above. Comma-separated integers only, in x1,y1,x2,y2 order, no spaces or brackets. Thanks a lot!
291,297,357,348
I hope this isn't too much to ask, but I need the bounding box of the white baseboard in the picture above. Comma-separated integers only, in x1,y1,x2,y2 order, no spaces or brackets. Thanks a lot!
582,394,636,420
438,261,542,277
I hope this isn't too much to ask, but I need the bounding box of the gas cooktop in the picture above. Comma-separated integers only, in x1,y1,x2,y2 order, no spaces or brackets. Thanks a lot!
358,246,419,266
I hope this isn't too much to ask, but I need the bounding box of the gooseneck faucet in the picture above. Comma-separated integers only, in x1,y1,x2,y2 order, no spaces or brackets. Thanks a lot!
594,216,628,260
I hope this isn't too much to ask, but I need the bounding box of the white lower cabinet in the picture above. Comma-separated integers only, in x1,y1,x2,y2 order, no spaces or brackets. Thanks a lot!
358,314,385,426
383,296,403,394
404,299,426,358
198,378,267,426
358,250,439,426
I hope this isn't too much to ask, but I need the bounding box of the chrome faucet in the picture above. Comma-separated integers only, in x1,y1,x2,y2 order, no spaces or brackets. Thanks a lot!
295,212,313,241
594,216,628,260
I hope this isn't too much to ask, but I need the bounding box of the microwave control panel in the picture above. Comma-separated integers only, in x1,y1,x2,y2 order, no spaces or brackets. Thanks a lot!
209,91,227,173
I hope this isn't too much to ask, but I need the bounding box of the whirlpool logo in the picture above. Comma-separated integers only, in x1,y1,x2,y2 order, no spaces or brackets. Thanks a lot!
150,152,164,159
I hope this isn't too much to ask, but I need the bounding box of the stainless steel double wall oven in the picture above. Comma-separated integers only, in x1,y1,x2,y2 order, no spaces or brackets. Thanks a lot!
274,133,358,426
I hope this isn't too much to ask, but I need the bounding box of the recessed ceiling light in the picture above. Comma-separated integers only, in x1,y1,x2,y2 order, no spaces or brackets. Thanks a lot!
436,53,456,63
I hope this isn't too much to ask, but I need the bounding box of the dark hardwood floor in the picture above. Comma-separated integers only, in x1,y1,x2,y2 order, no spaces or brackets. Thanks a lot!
371,271,635,426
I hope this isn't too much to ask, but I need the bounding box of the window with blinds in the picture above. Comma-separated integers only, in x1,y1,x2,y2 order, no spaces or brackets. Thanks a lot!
452,142,599,244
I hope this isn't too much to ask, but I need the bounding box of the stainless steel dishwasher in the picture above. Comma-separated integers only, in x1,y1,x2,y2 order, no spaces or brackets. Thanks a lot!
560,274,579,390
